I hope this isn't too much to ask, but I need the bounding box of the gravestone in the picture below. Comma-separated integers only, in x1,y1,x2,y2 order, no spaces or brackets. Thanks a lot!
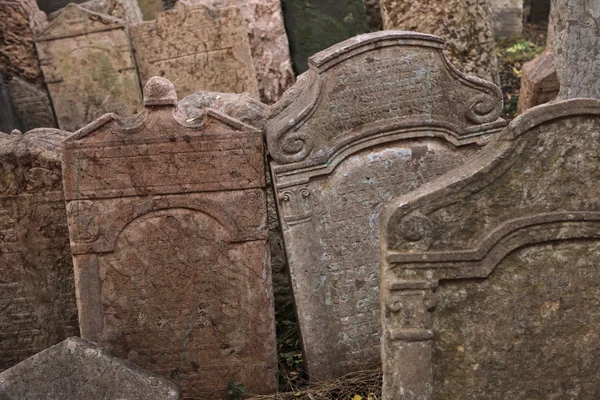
363,0,383,31
381,99,600,399
517,50,559,113
78,0,143,24
35,4,143,131
266,31,505,381
380,0,499,83
0,337,180,399
0,73,20,133
194,0,294,104
130,1,259,100
62,77,277,398
37,0,86,14
0,128,78,372
280,0,370,74
8,77,56,131
491,0,523,38
551,0,600,100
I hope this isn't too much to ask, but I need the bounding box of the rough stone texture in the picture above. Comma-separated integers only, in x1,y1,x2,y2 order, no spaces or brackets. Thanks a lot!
0,128,79,372
0,337,180,399
62,77,277,398
0,0,47,86
266,31,505,381
516,50,559,113
551,0,600,100
281,0,370,74
381,99,600,399
0,72,20,133
192,0,295,104
491,0,523,38
380,0,499,84
130,1,259,100
35,4,143,131
364,0,383,31
78,0,143,24
7,77,56,131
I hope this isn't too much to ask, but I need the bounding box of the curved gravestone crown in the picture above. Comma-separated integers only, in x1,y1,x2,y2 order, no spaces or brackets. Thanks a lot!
266,31,506,380
0,128,79,372
381,99,600,399
61,77,276,398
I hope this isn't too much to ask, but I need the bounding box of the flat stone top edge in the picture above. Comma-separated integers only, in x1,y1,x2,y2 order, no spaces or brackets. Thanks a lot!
37,3,125,38
309,30,445,70
0,128,71,158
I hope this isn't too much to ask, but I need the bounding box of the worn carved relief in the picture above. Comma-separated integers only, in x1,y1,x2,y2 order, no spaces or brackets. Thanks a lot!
266,31,505,380
381,99,600,399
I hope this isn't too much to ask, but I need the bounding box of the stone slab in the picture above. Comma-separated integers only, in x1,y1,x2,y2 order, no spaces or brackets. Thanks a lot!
491,0,523,38
7,77,56,130
0,337,180,399
381,99,600,399
62,77,277,398
380,0,499,83
266,31,506,381
0,73,20,133
364,0,383,31
0,128,78,372
37,0,86,14
130,1,259,100
35,4,143,131
280,0,370,74
78,0,143,24
517,50,559,113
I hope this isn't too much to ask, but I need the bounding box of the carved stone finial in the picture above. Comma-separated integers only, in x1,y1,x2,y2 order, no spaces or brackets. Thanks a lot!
143,77,177,106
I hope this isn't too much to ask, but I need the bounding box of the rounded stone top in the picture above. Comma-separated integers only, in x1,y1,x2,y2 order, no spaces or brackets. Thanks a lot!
143,77,177,106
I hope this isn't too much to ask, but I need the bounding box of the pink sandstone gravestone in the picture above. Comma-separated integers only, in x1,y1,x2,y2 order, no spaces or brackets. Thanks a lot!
130,1,259,100
381,99,600,399
0,128,78,372
266,31,506,381
35,4,143,131
62,77,276,398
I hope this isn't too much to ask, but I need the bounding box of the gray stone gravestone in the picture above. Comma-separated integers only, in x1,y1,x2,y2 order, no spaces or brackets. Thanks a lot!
381,99,600,399
266,31,505,381
7,77,56,131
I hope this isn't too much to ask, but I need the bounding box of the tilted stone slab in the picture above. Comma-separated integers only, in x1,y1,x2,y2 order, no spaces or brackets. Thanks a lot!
381,99,600,399
130,1,259,100
62,77,277,398
0,128,78,372
7,77,57,131
0,337,179,399
266,31,505,381
35,4,143,131
517,50,559,113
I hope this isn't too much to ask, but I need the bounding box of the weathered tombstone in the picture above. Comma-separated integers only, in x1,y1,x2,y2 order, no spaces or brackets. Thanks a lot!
280,0,370,74
0,337,180,399
551,0,600,100
78,0,143,24
491,0,523,38
191,0,294,105
0,128,79,372
364,0,383,31
35,4,143,131
380,0,499,83
0,74,20,133
266,31,506,381
7,77,57,131
380,99,600,399
37,0,86,14
62,77,277,398
130,1,259,100
517,50,559,113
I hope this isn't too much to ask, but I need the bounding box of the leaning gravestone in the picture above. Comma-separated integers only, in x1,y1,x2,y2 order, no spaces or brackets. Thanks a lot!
266,31,506,381
130,1,259,100
8,77,57,131
280,0,370,74
380,0,499,83
0,73,20,133
35,4,143,131
0,128,78,372
381,99,600,399
0,337,179,399
491,0,523,38
62,77,277,398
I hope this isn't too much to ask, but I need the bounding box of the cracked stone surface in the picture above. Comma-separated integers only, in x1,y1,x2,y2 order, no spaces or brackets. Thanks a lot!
130,1,259,100
551,0,600,99
380,0,499,83
35,4,143,131
0,337,180,399
381,99,600,399
0,128,79,372
266,31,505,381
62,77,277,398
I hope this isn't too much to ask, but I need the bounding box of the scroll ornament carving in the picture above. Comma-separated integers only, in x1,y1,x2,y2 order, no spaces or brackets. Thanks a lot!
278,186,312,224
466,93,502,124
